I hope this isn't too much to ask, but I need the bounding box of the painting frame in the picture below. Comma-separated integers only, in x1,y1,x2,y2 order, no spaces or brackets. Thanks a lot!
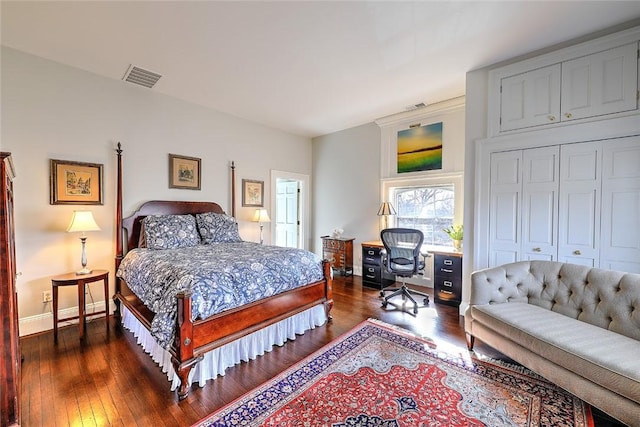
50,159,104,205
169,153,201,190
397,121,443,174
242,179,264,207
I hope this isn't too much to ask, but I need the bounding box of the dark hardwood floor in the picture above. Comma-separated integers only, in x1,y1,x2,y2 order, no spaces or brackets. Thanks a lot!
20,275,626,426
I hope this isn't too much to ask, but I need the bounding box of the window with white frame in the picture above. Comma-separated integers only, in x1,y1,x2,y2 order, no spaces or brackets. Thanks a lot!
392,184,455,246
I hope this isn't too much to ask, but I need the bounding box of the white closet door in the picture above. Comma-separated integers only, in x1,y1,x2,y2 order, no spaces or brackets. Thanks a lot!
601,136,640,273
558,142,602,266
489,151,522,265
521,146,559,261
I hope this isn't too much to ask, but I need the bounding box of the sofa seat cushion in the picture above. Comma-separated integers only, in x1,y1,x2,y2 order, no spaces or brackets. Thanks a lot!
470,302,640,404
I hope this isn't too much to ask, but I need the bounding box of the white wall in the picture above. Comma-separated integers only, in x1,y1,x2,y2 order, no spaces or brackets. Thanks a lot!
312,123,381,270
1,47,312,335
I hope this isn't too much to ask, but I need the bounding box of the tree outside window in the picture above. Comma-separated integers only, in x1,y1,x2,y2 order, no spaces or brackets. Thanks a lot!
394,185,454,245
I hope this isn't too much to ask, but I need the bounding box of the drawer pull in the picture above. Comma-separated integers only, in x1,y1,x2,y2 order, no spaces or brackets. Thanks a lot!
444,259,453,266
441,290,453,295
367,250,375,255
443,281,453,287
441,268,453,273
367,267,375,272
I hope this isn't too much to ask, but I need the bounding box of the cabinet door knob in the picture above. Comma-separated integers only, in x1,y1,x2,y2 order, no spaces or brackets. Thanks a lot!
573,250,582,255
564,112,572,119
533,247,541,252
548,115,556,121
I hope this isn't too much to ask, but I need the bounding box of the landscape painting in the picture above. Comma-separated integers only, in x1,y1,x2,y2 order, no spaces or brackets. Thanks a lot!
397,122,443,173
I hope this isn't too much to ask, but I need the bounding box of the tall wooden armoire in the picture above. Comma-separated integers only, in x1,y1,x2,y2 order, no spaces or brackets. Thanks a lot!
0,152,19,427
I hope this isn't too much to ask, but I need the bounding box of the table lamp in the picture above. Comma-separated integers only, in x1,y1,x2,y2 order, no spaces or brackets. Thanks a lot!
377,202,396,230
67,210,101,275
252,208,271,245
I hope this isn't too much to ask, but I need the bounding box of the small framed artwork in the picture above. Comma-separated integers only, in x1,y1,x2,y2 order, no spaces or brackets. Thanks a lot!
50,159,104,205
169,154,201,190
242,179,264,207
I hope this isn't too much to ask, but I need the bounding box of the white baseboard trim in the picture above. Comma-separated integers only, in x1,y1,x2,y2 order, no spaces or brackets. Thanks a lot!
19,301,111,337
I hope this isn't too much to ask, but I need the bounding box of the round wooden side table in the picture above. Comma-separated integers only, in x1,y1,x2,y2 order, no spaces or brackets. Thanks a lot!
51,269,109,341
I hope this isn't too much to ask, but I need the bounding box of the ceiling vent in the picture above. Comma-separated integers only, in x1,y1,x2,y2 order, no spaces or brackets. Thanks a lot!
122,65,162,88
405,102,427,111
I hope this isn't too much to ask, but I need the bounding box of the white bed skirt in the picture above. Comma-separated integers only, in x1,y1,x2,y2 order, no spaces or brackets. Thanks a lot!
121,304,327,390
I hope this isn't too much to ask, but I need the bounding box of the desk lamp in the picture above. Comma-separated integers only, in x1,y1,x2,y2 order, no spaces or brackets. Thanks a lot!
377,202,396,230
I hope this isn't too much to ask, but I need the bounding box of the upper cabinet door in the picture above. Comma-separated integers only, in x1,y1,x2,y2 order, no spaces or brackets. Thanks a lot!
500,64,561,132
561,42,639,122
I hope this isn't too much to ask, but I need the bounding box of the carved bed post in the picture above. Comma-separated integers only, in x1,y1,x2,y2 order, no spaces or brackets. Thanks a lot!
230,161,236,218
323,260,334,321
173,291,202,400
114,143,123,320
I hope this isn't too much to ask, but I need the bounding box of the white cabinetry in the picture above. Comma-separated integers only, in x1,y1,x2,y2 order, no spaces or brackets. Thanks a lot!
487,137,640,272
489,146,559,265
500,65,561,131
495,41,638,134
600,136,640,273
557,142,601,266
561,43,638,122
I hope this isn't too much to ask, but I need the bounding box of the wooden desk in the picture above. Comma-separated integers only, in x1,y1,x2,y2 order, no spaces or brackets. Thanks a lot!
51,269,109,341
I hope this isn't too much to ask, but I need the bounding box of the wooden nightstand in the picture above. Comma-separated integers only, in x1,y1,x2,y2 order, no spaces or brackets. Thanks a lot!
321,236,354,276
51,269,109,341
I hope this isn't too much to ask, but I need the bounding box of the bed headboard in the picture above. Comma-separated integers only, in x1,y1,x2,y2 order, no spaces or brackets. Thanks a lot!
122,200,225,251
115,143,234,269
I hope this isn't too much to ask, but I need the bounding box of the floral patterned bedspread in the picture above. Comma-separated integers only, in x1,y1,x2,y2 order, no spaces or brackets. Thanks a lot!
116,242,324,349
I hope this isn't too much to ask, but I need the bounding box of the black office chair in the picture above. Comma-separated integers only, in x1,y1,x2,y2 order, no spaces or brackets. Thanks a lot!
380,228,429,314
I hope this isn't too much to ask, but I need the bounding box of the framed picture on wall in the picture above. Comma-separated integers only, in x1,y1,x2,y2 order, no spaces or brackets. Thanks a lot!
50,159,104,205
397,122,443,173
169,153,201,190
242,179,264,207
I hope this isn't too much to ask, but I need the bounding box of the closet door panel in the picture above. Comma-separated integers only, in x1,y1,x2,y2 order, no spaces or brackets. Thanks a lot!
601,137,640,273
558,142,601,266
521,146,559,260
489,151,522,264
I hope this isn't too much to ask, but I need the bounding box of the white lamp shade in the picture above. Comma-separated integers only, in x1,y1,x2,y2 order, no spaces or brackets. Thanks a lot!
67,211,101,233
252,208,271,223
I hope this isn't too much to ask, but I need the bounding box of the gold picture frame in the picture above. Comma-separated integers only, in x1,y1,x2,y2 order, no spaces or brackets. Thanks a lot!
169,154,201,190
50,159,104,205
242,179,264,207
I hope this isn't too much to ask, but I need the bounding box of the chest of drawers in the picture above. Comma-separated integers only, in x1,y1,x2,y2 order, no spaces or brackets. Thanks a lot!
322,237,354,276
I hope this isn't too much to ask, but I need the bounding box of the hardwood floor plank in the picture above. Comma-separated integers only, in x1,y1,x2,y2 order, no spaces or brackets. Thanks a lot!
19,275,625,426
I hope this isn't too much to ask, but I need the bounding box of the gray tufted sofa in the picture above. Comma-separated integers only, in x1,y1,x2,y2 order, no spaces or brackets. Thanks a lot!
465,261,640,426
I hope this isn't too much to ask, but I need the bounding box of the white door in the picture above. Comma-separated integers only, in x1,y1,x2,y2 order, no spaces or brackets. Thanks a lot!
489,150,522,266
521,146,559,261
600,136,640,273
275,179,300,248
558,142,602,267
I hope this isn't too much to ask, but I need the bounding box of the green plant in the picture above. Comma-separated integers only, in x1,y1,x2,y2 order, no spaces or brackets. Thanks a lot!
442,224,463,240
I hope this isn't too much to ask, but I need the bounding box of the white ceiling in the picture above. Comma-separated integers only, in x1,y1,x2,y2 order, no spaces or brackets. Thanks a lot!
3,1,640,138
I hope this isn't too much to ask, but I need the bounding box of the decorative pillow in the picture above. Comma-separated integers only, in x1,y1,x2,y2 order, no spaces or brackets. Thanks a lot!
196,212,242,243
142,214,200,250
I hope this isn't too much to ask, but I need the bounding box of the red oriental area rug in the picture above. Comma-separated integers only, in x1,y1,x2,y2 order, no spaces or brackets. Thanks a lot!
194,319,593,427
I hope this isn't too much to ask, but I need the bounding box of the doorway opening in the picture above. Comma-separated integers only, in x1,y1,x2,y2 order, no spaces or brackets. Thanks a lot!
271,171,310,250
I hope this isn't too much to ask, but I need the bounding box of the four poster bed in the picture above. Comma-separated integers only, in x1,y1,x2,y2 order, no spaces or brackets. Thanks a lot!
113,144,333,399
